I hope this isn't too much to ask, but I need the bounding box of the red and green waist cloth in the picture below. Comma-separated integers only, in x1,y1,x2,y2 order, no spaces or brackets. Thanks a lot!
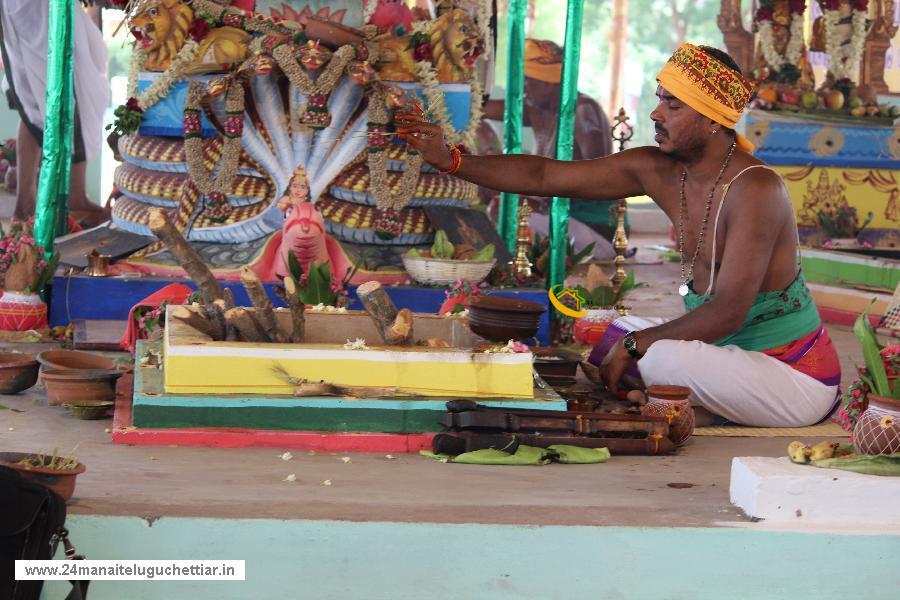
683,271,841,387
589,271,842,387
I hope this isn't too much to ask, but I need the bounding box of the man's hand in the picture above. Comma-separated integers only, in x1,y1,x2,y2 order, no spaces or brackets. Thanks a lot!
600,340,632,394
395,114,454,172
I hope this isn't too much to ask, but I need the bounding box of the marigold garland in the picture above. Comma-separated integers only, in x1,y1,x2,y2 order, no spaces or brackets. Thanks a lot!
184,80,245,222
367,86,423,211
272,43,356,129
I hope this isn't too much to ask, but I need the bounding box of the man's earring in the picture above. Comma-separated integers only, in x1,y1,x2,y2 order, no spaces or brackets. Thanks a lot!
712,129,719,135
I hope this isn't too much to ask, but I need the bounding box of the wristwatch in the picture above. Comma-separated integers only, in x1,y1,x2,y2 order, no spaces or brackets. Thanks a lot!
623,331,643,359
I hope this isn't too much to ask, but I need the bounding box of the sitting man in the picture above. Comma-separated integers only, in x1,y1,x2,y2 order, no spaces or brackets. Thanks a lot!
398,43,841,427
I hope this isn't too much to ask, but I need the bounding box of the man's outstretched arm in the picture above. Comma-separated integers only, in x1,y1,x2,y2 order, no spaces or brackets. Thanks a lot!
397,115,649,202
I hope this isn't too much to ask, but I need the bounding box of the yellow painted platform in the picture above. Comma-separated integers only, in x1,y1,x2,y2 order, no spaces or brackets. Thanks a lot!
162,308,534,398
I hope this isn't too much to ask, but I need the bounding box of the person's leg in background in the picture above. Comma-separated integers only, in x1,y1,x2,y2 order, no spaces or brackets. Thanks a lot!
12,119,37,220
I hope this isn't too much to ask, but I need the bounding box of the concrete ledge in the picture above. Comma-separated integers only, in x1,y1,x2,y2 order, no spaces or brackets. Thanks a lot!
730,456,900,523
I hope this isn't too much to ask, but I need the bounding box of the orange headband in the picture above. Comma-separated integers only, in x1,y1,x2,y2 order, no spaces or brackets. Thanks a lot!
657,43,756,153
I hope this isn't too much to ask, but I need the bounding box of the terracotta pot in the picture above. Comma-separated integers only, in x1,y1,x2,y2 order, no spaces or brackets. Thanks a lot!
641,384,695,446
466,296,546,342
36,349,116,372
116,367,134,399
0,451,85,502
853,394,900,455
41,368,123,406
0,352,39,394
532,348,581,380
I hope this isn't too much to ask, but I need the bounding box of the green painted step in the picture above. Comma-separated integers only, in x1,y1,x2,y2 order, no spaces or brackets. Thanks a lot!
801,249,900,291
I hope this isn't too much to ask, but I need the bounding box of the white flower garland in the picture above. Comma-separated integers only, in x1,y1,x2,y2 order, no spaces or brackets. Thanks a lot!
757,13,804,72
414,60,483,149
475,0,492,63
824,8,868,81
126,39,201,111
362,0,377,24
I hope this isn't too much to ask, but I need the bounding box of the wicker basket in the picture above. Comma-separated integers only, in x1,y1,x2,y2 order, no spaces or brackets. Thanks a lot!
402,255,497,286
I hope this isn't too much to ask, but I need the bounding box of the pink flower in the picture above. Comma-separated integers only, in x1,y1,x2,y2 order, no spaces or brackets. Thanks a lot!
880,344,900,358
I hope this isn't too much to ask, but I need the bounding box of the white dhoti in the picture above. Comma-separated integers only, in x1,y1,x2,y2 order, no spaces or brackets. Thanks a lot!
601,316,839,427
0,0,108,161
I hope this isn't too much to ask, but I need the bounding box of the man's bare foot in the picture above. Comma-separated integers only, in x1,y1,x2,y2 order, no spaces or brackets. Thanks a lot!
694,406,727,427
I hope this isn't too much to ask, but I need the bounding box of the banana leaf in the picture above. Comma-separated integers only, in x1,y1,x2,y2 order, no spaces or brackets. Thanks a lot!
854,300,890,396
811,453,900,477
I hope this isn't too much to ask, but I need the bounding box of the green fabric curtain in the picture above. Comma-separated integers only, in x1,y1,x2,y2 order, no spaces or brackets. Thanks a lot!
497,0,527,253
33,0,75,258
547,0,584,291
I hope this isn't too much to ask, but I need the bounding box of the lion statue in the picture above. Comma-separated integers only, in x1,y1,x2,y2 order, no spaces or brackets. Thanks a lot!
130,0,251,72
374,8,483,83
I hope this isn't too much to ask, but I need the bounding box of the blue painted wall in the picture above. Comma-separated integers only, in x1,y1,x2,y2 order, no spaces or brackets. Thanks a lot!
44,515,900,600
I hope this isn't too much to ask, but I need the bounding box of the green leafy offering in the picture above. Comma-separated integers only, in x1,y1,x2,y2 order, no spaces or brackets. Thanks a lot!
472,244,495,261
854,300,891,397
431,230,455,259
574,271,643,308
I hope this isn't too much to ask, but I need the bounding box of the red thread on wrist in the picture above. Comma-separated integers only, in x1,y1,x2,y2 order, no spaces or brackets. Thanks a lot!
439,145,462,175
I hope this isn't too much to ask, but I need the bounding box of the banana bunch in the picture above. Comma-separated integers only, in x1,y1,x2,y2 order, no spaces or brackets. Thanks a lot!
787,441,840,463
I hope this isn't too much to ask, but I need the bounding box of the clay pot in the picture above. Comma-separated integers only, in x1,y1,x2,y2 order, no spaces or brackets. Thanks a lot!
641,385,696,446
41,368,123,407
466,296,546,342
0,451,85,502
853,394,900,455
0,352,39,394
37,349,116,372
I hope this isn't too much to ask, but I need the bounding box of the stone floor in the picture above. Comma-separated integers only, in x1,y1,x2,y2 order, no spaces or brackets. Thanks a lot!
0,234,870,528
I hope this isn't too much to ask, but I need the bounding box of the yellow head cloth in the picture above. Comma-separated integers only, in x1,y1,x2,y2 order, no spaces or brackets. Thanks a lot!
524,39,562,84
656,43,756,153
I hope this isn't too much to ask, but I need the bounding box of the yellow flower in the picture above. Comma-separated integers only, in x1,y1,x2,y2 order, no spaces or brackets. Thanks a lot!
809,127,845,157
879,415,895,429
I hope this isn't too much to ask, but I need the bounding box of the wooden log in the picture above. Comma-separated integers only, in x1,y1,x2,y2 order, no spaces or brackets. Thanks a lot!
356,281,398,344
224,307,271,343
170,306,216,339
212,299,238,342
282,277,306,343
240,267,282,341
385,308,413,346
223,287,236,311
201,301,227,341
147,208,223,304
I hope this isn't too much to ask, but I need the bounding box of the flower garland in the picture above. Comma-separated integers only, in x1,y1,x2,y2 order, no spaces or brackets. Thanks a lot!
191,0,297,36
183,80,245,222
272,42,356,129
755,0,805,75
362,0,378,24
414,60,483,149
475,0,493,63
367,86,423,211
822,0,869,81
125,39,201,112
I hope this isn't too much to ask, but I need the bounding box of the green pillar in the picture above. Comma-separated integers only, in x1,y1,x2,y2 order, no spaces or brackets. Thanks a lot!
33,0,75,260
547,0,584,292
497,0,527,254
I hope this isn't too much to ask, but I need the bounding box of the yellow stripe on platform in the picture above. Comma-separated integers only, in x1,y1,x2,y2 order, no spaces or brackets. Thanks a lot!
694,422,849,437
164,354,534,398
